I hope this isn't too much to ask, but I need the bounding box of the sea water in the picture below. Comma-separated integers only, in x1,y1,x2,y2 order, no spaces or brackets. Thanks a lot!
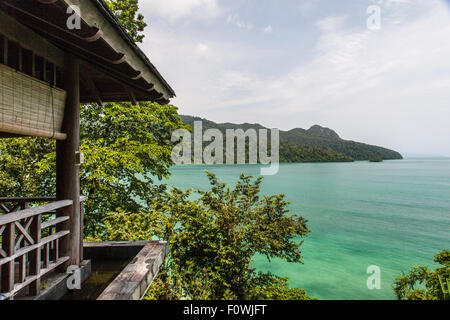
162,159,450,300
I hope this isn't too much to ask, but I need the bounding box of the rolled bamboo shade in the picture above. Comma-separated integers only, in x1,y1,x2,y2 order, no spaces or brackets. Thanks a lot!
0,63,67,140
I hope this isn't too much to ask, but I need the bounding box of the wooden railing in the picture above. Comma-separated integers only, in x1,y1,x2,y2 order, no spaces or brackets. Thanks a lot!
0,197,84,300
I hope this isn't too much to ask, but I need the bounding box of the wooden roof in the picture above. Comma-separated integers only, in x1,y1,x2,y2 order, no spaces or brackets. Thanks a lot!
0,0,175,105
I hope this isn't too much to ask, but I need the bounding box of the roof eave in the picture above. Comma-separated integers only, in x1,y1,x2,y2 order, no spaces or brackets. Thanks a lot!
68,0,175,99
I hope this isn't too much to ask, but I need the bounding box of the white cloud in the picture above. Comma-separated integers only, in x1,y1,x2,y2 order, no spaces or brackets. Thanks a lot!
248,0,450,155
227,14,254,31
262,25,273,33
196,43,210,56
316,16,347,31
227,15,274,34
297,0,319,17
140,0,221,21
143,0,450,156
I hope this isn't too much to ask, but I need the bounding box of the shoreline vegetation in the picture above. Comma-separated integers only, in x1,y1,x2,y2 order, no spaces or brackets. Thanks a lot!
180,115,403,164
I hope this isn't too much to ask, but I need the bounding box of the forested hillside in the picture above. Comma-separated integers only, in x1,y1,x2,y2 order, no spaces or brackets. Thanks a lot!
180,115,403,162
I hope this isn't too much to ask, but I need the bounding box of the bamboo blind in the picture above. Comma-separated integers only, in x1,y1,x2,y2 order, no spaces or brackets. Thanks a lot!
0,63,67,140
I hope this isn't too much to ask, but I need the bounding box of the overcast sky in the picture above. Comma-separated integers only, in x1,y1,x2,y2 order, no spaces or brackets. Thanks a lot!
139,0,450,157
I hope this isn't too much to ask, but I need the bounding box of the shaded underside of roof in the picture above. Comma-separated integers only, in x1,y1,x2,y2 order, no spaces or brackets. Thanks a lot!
91,0,176,97
0,0,175,105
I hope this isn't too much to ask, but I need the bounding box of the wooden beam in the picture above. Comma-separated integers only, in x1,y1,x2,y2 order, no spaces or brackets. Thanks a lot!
18,44,23,72
42,58,47,83
97,242,169,300
15,217,33,250
31,51,35,77
41,216,70,230
0,231,69,267
80,201,85,263
2,2,125,64
56,53,81,269
63,0,174,98
15,221,35,246
0,223,15,293
0,122,67,140
43,243,50,269
29,215,41,295
124,85,138,105
2,34,8,65
2,0,172,100
0,200,72,226
80,72,104,106
18,255,27,284
0,197,57,203
52,63,57,87
0,11,64,67
2,256,69,299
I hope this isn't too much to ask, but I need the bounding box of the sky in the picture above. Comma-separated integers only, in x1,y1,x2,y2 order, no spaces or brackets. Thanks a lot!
138,0,450,157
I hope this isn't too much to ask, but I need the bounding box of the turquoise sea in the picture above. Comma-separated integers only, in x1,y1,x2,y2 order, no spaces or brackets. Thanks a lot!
161,159,450,300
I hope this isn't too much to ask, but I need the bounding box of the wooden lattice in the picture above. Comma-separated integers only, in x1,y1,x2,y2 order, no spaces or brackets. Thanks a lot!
0,198,73,299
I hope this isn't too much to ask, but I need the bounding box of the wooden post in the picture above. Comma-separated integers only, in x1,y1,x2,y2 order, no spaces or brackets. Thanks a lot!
31,52,36,78
2,36,8,65
42,58,47,83
79,201,84,263
56,54,80,269
18,45,23,72
18,202,28,284
1,223,15,293
29,216,41,296
43,243,50,269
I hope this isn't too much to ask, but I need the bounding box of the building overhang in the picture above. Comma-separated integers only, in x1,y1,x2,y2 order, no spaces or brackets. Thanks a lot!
0,0,175,105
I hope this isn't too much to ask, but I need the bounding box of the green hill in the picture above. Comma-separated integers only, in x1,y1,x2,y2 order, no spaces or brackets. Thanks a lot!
179,115,403,163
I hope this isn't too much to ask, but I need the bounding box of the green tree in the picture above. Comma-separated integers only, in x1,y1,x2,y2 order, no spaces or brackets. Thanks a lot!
0,102,188,237
393,250,450,300
80,102,188,235
0,138,54,197
105,0,147,43
249,274,313,300
104,172,314,300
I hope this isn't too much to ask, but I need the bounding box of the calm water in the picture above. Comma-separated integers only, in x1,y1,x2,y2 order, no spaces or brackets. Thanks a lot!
161,159,450,300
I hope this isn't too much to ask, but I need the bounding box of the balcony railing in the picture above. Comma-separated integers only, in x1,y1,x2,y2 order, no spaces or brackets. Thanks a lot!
0,197,85,300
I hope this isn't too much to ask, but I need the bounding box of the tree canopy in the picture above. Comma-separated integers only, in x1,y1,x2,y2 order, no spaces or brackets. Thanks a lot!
393,250,450,300
105,0,147,43
0,102,188,236
102,172,314,300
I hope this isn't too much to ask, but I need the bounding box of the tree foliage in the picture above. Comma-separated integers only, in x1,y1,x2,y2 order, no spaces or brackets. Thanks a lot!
105,0,147,43
0,102,188,237
280,144,354,163
249,274,313,300
393,250,450,300
0,138,55,197
103,172,313,300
